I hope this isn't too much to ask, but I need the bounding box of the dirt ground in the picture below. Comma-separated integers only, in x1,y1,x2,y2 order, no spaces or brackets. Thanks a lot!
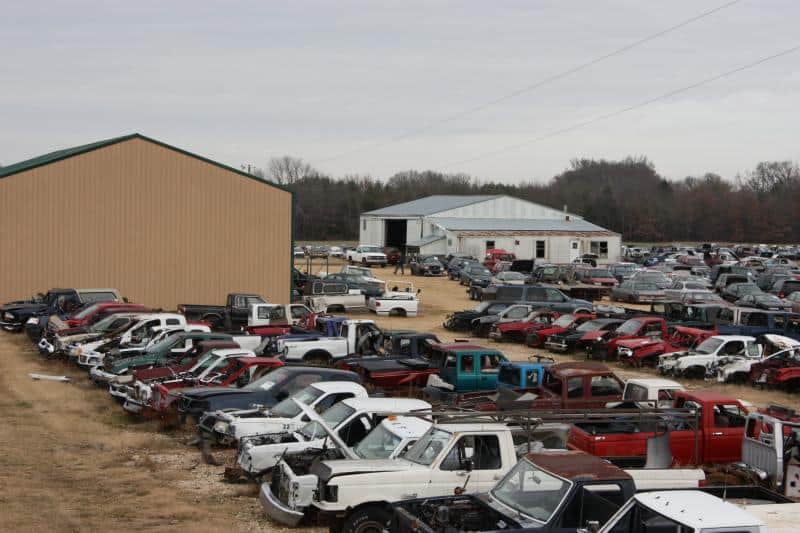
1,259,798,532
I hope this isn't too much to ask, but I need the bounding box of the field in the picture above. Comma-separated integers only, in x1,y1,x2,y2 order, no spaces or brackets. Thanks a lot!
1,259,798,531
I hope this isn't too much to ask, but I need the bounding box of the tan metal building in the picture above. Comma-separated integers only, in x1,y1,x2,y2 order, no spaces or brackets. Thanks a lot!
0,134,293,309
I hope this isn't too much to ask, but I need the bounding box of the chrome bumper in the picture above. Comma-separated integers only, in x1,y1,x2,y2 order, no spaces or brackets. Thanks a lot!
260,482,304,527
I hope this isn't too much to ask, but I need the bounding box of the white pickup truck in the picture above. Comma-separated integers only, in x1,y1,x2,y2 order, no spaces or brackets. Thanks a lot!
346,245,387,267
236,397,430,477
262,415,432,527
199,381,368,445
658,335,760,378
277,319,383,365
366,281,420,317
247,303,314,328
606,378,685,409
303,280,367,314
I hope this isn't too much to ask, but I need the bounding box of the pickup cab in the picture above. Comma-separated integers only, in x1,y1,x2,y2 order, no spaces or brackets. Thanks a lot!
486,362,624,412
544,317,625,353
261,414,432,526
748,340,800,388
392,450,703,533
424,343,509,396
236,397,430,477
303,280,366,313
482,248,516,271
608,378,685,408
586,316,671,361
2,287,121,335
526,312,596,348
488,309,560,343
568,390,750,467
346,245,387,267
470,303,534,337
657,334,761,379
178,292,267,330
244,302,314,332
199,381,369,446
716,307,800,341
310,421,520,532
366,281,419,317
277,319,383,365
496,357,555,389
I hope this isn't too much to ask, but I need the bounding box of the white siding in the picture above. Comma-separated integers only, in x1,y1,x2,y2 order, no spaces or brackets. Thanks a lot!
359,216,384,245
406,218,423,243
451,234,621,264
430,196,580,220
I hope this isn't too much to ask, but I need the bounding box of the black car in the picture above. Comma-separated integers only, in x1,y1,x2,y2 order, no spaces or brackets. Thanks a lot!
323,273,383,297
177,366,361,423
720,282,762,303
443,301,512,331
409,255,445,276
735,293,792,311
543,318,624,353
459,264,493,287
447,257,478,280
1,288,81,333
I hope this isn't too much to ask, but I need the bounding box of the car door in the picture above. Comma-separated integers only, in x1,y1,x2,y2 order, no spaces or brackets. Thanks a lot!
457,354,479,391
476,353,503,390
704,403,748,463
427,434,488,497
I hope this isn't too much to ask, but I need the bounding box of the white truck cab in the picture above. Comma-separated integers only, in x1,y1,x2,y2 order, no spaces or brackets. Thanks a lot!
608,378,685,408
598,490,770,532
247,303,314,328
261,415,432,526
658,335,760,377
366,280,419,317
277,319,382,365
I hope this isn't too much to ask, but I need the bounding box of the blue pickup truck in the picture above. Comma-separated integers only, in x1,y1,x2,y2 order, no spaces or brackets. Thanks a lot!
496,356,555,389
716,307,800,341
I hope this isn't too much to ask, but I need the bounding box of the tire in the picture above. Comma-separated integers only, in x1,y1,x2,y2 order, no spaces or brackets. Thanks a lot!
202,314,223,330
682,366,706,380
342,506,392,533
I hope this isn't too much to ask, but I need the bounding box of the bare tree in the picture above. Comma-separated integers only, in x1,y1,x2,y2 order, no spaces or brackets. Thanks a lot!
743,161,800,193
267,156,314,185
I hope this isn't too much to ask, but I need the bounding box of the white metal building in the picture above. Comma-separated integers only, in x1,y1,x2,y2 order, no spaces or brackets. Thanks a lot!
360,195,621,264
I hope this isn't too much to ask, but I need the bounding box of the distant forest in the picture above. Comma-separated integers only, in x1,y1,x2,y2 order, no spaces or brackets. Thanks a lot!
253,156,800,243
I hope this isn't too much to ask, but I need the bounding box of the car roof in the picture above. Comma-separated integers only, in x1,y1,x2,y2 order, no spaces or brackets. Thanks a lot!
380,416,432,438
526,450,630,482
211,348,255,357
432,342,490,352
625,378,682,388
708,335,757,342
436,422,510,433
550,361,613,377
311,381,368,394
633,491,763,528
341,397,430,411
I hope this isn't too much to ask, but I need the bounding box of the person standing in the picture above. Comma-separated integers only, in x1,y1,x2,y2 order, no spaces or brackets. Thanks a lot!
394,249,406,275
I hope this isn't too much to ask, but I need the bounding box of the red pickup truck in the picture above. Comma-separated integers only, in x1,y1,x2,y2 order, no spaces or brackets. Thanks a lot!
488,310,559,343
568,390,749,467
615,326,713,367
585,316,671,361
524,312,595,348
472,361,624,411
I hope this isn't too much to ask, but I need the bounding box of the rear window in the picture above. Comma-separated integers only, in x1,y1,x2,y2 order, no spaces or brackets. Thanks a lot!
80,291,118,303
496,286,524,300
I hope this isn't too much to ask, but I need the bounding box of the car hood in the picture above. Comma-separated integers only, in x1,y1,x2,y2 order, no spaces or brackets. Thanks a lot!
180,387,254,400
616,337,663,350
2,303,47,314
312,458,421,480
581,330,609,341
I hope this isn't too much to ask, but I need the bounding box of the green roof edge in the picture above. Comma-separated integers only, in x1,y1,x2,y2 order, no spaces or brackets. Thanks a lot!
0,133,292,195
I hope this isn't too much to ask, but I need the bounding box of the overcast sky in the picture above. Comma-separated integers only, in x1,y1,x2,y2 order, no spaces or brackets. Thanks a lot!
2,1,798,183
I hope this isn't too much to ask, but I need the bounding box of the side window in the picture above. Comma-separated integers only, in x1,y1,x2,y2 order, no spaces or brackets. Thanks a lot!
591,375,623,397
339,415,371,446
624,383,648,401
440,435,501,471
459,355,475,373
166,318,180,326
788,317,800,336
290,306,309,319
525,369,539,386
724,341,744,355
498,365,520,387
314,392,353,413
714,404,748,428
545,289,565,302
479,354,501,374
340,324,349,340
567,377,583,398
773,315,786,330
488,304,507,314
507,307,529,319
644,322,661,334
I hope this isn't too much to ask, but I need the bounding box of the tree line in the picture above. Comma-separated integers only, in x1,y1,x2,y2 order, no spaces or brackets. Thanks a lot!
255,156,800,243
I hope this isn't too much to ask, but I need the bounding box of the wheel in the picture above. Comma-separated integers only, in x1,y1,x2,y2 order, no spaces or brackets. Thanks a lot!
305,352,331,366
682,367,706,380
202,314,223,330
342,506,392,533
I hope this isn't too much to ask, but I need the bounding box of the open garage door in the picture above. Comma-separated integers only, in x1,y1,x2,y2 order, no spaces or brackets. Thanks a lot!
385,219,407,250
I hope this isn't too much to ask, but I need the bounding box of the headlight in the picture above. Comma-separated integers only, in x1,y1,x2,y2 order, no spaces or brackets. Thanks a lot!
213,421,229,434
618,347,633,357
4,312,13,320
28,317,39,325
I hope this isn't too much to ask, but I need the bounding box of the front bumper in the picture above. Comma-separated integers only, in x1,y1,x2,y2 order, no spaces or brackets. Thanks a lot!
122,398,144,414
544,339,569,352
89,366,116,384
260,482,305,527
0,319,24,331
38,337,56,354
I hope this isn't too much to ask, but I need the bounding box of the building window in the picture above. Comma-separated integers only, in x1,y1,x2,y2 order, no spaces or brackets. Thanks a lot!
486,240,495,249
447,238,452,246
590,241,609,258
362,219,366,231
536,240,545,259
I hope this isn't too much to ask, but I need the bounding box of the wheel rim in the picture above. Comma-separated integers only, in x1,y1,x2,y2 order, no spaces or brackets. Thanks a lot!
354,520,384,533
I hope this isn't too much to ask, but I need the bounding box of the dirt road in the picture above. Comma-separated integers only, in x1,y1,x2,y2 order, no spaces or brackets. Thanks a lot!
2,261,797,531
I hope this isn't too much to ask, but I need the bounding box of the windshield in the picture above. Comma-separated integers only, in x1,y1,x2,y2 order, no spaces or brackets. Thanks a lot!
502,272,525,280
576,320,603,332
737,284,761,295
634,283,659,291
471,302,491,313
243,367,291,391
616,319,643,335
696,337,724,355
404,428,452,465
272,385,324,418
492,458,572,524
354,423,403,459
553,315,574,327
590,269,613,278
471,267,491,276
89,315,128,333
422,256,440,264
73,303,100,319
361,246,381,253
299,402,355,439
144,333,183,354
639,272,666,280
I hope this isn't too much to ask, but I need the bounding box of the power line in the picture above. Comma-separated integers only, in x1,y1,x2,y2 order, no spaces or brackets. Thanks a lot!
434,43,800,170
313,0,742,164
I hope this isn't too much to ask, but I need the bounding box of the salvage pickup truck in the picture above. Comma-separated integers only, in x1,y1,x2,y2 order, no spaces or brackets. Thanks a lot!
245,302,314,331
614,325,713,368
656,334,760,379
277,319,383,365
345,244,387,266
2,287,121,334
585,316,672,361
178,292,267,330
391,450,704,533
568,390,749,467
303,280,367,313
